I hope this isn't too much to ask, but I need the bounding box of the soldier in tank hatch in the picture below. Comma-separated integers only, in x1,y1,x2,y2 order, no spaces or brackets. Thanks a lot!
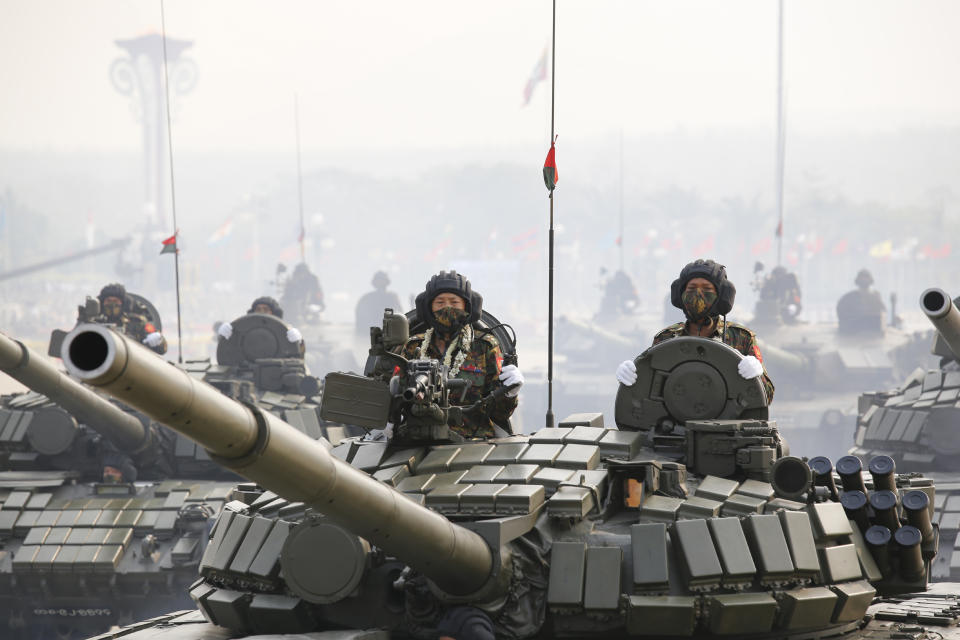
356,270,404,336
836,268,886,336
616,259,774,401
396,271,524,438
217,296,304,346
94,283,167,354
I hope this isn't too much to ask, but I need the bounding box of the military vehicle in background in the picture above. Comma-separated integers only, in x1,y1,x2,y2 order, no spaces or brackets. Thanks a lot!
520,269,653,433
0,330,240,639
0,303,350,638
749,266,933,461
47,317,960,639
271,262,361,380
851,287,960,582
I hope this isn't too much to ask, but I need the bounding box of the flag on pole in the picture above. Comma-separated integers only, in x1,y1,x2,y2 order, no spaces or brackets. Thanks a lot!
543,138,558,191
206,217,234,245
160,233,178,255
523,47,548,107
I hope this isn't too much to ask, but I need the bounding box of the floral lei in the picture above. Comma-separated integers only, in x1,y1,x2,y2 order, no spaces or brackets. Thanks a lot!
419,323,473,377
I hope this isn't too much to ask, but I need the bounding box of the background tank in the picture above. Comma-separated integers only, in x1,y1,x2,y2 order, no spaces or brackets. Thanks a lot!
851,287,960,581
749,265,933,461
0,331,238,639
197,311,358,448
56,321,960,639
0,312,350,638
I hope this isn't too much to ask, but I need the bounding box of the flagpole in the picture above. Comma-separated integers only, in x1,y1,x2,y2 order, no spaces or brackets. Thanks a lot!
160,0,183,364
546,0,556,429
295,93,306,263
774,0,785,267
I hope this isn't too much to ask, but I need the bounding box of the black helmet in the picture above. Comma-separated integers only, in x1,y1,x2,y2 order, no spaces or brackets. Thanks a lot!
414,270,483,331
670,258,736,317
248,296,284,318
855,269,874,288
98,283,129,313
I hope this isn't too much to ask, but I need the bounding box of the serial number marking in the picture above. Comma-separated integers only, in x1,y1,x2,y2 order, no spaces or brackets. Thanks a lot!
33,608,113,617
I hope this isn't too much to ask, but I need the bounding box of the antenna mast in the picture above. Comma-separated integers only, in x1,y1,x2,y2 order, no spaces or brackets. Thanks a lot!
159,0,184,363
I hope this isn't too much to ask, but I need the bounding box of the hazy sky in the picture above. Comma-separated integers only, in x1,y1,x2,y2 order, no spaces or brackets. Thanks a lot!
2,0,959,154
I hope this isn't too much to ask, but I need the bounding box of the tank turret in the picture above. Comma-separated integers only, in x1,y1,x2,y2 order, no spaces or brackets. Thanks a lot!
55,321,960,639
850,287,960,581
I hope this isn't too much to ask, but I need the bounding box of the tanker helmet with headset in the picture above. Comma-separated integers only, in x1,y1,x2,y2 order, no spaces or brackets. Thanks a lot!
670,258,736,318
414,270,483,332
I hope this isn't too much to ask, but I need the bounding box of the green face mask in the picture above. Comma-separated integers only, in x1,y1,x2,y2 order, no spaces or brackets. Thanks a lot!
681,289,717,321
433,306,468,330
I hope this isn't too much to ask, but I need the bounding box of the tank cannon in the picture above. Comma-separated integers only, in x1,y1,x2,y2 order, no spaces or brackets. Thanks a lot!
0,330,153,457
921,286,960,361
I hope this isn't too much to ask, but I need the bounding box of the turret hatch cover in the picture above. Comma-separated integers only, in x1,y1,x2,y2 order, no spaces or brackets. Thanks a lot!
615,337,768,431
217,314,302,366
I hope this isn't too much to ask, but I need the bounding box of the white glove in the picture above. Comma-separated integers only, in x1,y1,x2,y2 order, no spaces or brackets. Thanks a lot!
142,332,163,348
786,303,798,315
217,322,233,340
286,327,303,343
499,364,524,397
738,355,764,380
616,359,637,386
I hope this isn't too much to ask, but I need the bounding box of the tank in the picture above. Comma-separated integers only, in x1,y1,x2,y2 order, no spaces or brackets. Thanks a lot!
850,287,960,582
0,331,240,639
52,320,960,639
748,266,933,461
0,312,351,638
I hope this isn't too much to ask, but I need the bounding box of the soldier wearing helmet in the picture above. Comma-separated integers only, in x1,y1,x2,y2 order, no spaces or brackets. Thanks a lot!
355,270,404,336
615,259,774,401
94,283,167,355
836,269,886,335
396,271,524,438
217,296,304,345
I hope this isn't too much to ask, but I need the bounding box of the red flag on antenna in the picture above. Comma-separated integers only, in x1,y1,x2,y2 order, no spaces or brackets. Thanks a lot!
160,233,177,255
543,139,558,191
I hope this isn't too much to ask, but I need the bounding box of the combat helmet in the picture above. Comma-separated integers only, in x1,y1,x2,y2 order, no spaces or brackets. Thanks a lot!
247,296,284,318
414,270,483,332
670,258,736,317
98,283,129,310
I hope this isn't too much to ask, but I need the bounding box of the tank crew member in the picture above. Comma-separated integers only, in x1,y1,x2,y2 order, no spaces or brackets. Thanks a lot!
759,265,802,324
596,269,640,320
217,296,303,345
396,271,523,438
836,268,886,336
616,259,774,401
96,283,167,354
355,270,404,336
281,262,325,324
436,607,495,640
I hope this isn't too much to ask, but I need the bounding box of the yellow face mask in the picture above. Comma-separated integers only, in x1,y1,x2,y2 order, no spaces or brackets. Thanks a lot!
681,288,717,321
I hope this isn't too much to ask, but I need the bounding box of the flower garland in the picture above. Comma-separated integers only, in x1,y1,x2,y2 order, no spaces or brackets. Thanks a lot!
418,323,473,377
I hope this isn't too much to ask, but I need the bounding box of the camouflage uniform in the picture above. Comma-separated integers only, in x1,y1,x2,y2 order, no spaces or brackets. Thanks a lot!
96,312,167,355
398,332,516,438
652,319,774,401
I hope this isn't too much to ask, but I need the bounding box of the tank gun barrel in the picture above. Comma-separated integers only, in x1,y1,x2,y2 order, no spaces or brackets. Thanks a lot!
756,340,809,375
0,330,151,454
921,288,960,360
60,323,497,597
